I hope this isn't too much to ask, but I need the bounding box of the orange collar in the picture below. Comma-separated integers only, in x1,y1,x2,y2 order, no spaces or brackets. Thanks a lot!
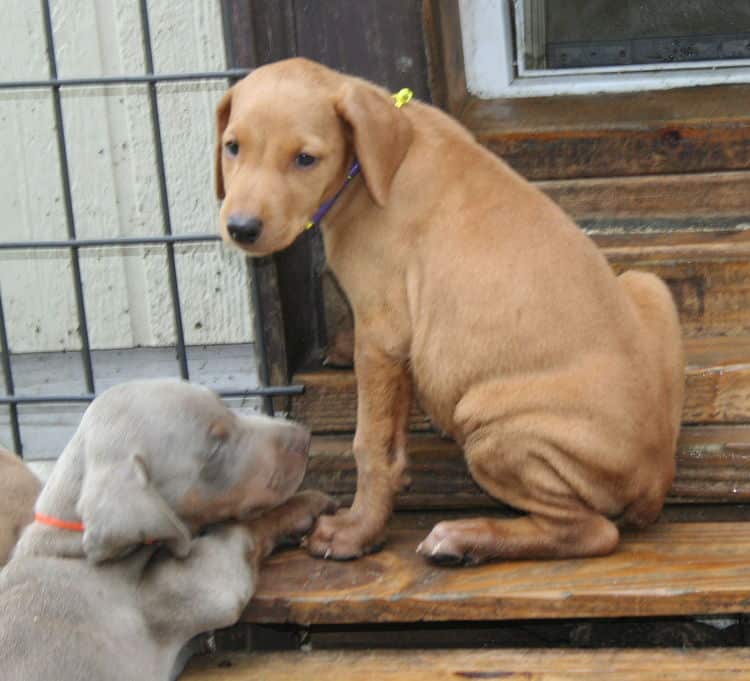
35,512,159,546
35,512,84,533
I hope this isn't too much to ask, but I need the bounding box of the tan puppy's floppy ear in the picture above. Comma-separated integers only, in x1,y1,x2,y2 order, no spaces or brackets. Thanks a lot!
335,82,413,207
77,454,191,563
214,87,233,200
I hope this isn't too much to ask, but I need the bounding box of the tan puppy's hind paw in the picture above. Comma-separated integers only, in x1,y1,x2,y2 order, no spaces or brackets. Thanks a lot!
305,509,386,560
416,520,486,566
418,514,620,565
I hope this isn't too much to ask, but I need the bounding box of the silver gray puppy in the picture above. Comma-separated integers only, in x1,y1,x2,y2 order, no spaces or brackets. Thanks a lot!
0,379,333,681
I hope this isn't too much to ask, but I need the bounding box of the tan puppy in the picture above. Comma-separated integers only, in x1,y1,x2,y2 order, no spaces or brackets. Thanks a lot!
0,448,41,565
215,58,684,564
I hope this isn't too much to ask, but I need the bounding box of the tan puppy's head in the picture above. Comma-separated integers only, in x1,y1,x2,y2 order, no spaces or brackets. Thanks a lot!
215,58,413,256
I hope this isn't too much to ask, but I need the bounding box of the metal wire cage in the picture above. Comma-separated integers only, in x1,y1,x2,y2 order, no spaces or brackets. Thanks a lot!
0,0,301,456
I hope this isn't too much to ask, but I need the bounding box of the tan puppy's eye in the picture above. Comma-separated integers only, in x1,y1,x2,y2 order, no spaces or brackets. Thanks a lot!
225,140,239,157
295,152,317,168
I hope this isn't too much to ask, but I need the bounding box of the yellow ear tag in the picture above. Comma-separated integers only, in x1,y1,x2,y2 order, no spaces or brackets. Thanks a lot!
391,88,414,108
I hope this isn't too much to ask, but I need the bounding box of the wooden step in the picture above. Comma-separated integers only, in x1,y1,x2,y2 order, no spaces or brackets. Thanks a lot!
595,229,750,339
184,648,750,680
313,228,750,382
463,85,750,182
292,336,750,433
243,521,750,625
301,426,750,509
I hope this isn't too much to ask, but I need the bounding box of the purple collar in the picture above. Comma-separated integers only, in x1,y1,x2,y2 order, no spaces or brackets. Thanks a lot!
305,159,361,230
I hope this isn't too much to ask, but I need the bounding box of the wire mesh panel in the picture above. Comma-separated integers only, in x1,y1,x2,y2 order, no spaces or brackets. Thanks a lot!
0,1,300,457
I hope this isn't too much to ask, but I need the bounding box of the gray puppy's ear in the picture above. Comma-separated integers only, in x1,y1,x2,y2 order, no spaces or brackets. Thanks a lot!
77,454,192,563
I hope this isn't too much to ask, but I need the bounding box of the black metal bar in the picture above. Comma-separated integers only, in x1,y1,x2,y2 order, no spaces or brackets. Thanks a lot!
0,69,249,91
0,288,22,455
0,385,304,405
138,0,189,380
41,0,96,396
0,234,220,250
0,3,299,458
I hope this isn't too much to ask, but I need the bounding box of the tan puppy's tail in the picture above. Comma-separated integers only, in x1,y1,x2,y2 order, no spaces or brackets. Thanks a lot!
618,269,685,437
618,270,684,527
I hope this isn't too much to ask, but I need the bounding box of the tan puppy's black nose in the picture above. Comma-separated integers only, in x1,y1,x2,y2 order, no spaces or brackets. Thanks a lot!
227,215,263,244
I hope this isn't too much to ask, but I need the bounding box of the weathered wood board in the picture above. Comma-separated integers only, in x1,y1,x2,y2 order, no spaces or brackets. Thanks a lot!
244,522,750,624
318,229,750,369
301,426,750,509
292,336,750,433
185,648,750,681
464,85,750,181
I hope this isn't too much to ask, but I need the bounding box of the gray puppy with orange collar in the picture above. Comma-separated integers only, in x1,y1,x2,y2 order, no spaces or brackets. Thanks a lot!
0,379,334,681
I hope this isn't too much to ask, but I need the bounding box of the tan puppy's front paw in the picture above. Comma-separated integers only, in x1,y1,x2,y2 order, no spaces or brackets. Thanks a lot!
305,509,386,560
417,520,489,566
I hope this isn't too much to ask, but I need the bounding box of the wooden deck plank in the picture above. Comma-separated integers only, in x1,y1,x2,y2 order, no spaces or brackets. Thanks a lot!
184,648,750,680
317,229,750,373
292,336,750,433
244,521,750,624
301,426,750,509
554,175,750,228
462,84,750,181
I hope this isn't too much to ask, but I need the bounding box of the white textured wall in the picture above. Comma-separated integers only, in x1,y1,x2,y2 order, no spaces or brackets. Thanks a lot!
0,1,253,352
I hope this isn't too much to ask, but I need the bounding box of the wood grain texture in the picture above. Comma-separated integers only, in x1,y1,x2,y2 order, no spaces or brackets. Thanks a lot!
542,173,750,226
291,336,750,433
292,0,429,100
185,648,750,680
484,127,750,182
315,229,750,377
301,426,750,509
463,86,750,180
423,0,467,116
592,230,750,337
244,521,750,624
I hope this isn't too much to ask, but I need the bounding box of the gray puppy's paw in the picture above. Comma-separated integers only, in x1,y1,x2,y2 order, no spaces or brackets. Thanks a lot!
276,490,339,546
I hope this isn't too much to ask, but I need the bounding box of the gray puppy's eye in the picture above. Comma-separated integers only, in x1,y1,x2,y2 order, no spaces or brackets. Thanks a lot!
295,152,317,168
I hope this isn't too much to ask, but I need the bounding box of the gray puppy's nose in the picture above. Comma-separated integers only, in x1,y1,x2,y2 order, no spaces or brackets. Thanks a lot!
227,215,263,244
